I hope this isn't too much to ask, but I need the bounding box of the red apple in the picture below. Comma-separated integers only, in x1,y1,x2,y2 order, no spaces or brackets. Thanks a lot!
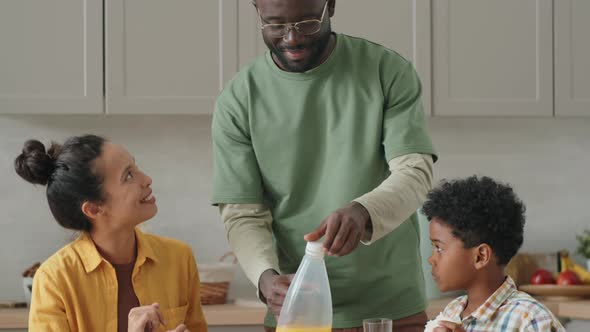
556,270,582,286
530,268,556,285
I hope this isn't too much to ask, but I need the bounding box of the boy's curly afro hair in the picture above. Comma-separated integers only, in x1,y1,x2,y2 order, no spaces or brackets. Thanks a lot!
422,175,526,265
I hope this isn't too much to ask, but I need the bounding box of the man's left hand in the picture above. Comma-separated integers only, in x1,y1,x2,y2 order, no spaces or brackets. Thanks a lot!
304,202,371,256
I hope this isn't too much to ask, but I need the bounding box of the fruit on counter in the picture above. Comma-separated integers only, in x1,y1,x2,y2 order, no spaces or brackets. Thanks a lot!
556,270,582,286
559,250,590,284
530,268,556,285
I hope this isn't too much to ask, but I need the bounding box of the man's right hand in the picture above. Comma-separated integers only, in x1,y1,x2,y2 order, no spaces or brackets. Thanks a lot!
259,269,294,318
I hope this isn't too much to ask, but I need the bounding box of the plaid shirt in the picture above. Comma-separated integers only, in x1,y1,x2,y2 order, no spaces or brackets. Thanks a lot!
439,276,565,332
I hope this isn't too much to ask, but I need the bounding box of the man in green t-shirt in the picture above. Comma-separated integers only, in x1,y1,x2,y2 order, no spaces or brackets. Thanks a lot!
211,0,437,331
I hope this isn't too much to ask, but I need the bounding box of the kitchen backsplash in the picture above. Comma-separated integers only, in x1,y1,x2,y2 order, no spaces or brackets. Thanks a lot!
1,115,589,302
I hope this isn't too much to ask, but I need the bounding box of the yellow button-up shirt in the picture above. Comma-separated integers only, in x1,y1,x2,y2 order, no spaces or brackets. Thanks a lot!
29,228,207,332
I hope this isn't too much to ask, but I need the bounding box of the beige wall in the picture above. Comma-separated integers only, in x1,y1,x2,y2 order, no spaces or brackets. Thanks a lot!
1,115,589,305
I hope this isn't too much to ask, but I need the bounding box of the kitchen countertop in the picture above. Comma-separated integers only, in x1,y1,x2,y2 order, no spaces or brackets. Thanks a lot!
1,298,588,329
0,304,267,329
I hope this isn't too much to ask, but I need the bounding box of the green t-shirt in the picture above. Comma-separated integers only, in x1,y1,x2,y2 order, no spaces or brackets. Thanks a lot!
212,33,437,328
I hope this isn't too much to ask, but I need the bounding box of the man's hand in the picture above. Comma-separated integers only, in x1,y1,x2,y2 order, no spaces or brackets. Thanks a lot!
304,202,371,256
258,269,295,319
433,321,466,332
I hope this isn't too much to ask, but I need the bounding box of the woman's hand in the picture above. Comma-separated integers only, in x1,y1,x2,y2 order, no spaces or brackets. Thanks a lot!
128,303,190,332
128,303,165,332
168,324,190,332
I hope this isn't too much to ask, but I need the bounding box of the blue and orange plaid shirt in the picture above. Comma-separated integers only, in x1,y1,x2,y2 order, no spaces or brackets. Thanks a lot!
439,276,565,331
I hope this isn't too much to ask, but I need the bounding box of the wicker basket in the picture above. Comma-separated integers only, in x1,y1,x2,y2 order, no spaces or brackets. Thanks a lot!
199,252,237,305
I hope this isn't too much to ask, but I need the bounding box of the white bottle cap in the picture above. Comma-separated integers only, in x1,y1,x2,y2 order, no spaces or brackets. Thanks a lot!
305,241,325,257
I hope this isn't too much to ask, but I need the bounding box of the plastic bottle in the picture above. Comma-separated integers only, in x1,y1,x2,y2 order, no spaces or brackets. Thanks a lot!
276,241,332,332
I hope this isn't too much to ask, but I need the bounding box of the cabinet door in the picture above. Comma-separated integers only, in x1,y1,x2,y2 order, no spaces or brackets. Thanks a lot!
106,0,238,114
432,0,553,116
0,0,103,114
333,0,432,115
237,1,432,114
555,0,590,116
237,2,266,69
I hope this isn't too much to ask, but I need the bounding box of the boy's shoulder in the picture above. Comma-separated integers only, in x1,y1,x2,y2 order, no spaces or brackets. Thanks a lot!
502,290,561,322
438,281,565,331
485,285,565,331
493,289,564,331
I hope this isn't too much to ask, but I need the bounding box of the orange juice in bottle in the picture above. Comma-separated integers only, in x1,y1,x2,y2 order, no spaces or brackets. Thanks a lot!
276,327,331,332
276,241,333,332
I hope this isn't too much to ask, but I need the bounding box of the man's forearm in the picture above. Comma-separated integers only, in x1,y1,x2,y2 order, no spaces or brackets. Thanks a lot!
219,203,280,287
354,153,434,244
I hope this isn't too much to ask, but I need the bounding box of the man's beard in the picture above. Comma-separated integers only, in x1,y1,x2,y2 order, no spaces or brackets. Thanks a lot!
268,30,332,72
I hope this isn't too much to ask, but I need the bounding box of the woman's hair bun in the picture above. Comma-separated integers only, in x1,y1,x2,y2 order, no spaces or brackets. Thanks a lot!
14,140,61,185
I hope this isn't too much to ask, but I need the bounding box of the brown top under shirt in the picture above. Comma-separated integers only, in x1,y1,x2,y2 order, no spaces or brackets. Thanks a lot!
113,261,140,332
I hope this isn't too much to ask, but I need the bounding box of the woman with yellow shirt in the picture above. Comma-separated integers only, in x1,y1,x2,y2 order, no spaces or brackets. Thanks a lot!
14,135,207,332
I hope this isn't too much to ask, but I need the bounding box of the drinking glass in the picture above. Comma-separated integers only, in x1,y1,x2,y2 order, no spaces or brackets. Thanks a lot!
363,318,392,332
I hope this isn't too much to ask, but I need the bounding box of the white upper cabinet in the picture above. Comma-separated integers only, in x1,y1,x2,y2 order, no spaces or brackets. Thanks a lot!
237,1,433,115
432,0,553,117
0,0,103,114
1,1,586,117
333,0,432,115
237,1,267,69
105,0,238,114
555,0,590,117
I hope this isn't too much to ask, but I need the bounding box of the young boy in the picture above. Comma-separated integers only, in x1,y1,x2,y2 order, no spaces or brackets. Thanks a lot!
422,176,565,332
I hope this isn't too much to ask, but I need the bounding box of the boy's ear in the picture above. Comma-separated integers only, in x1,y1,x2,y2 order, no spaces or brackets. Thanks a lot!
473,244,493,270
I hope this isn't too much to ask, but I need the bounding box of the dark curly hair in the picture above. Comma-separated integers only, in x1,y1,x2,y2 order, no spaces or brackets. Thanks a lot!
14,135,106,232
422,175,526,265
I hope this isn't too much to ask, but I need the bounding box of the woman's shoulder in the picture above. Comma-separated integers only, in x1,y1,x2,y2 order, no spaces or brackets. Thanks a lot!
36,240,84,279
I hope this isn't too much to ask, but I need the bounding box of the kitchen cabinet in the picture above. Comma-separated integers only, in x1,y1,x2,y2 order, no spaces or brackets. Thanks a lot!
0,0,237,115
237,0,433,115
333,0,432,115
555,0,590,117
1,1,587,117
237,1,266,70
0,0,103,114
106,0,238,114
432,0,553,116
